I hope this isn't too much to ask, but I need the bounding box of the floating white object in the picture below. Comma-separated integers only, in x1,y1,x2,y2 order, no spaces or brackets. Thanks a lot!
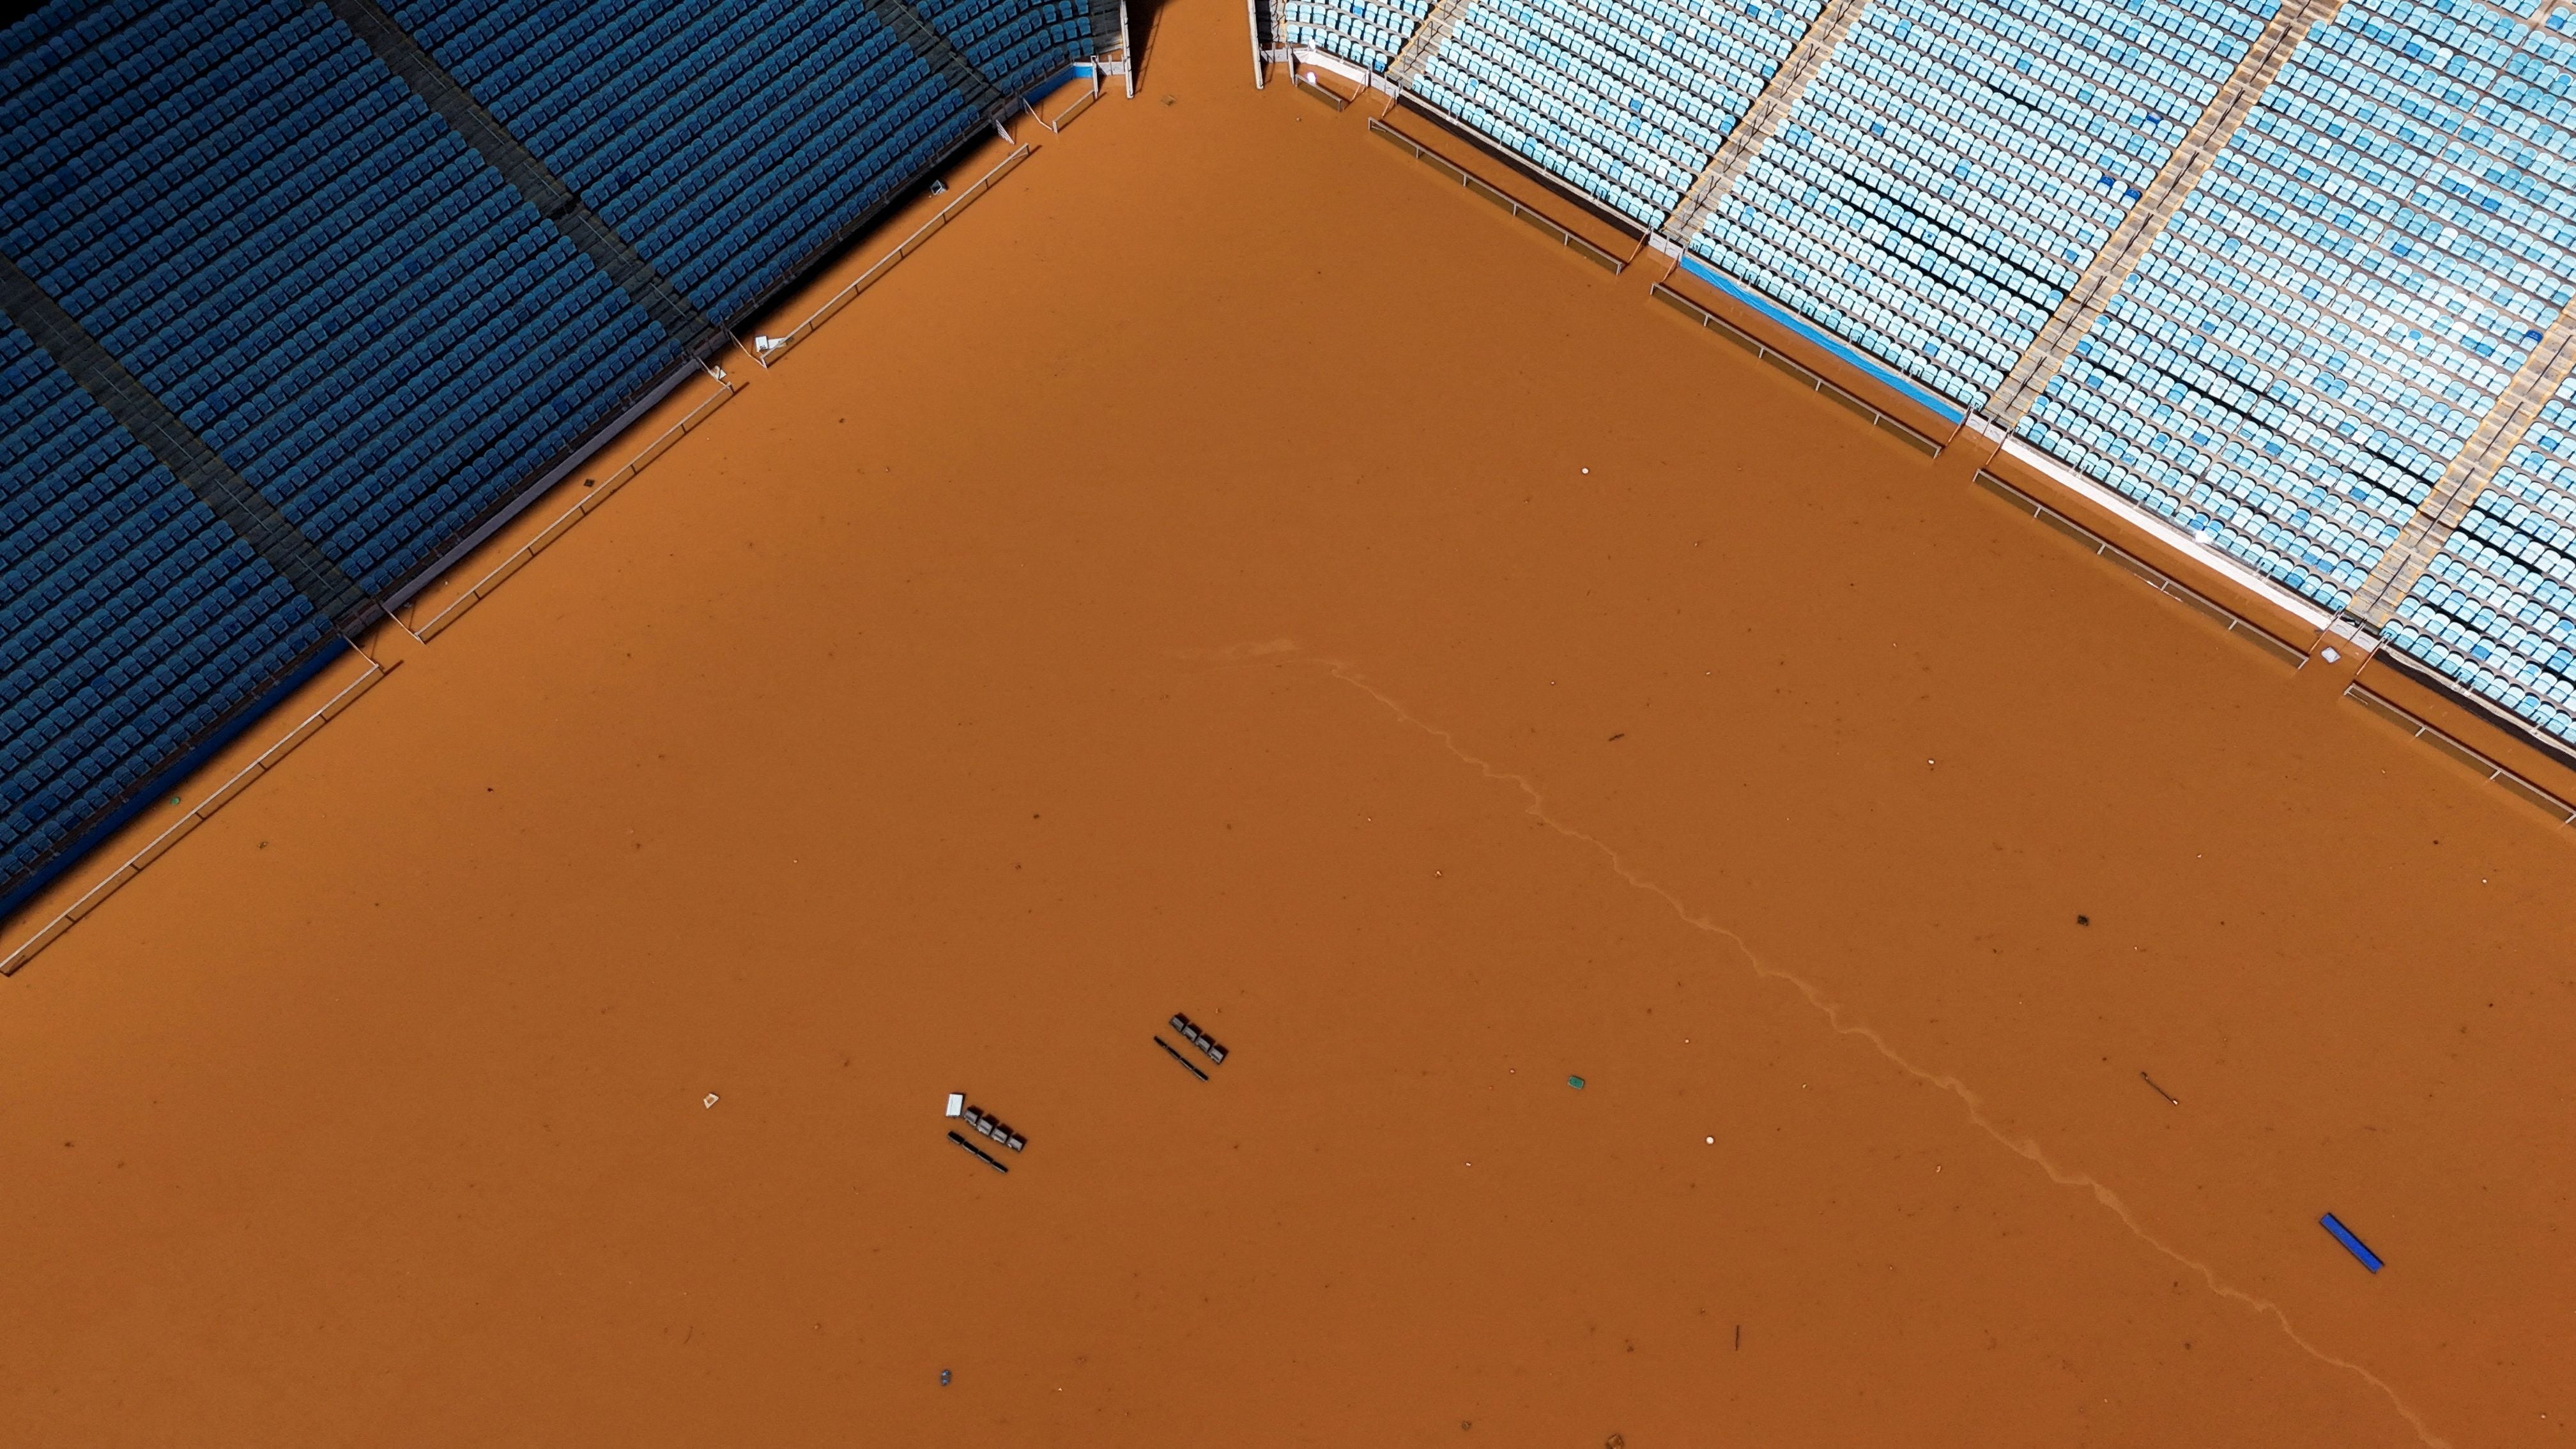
2320,646,2342,663
944,1092,965,1118
702,1093,719,1108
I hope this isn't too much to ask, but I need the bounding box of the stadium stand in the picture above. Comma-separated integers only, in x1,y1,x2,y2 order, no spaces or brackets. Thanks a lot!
1691,0,2269,409
2382,372,2576,747
0,316,335,894
916,0,1098,97
2021,0,2576,615
1267,0,2576,758
0,0,682,598
1411,0,1818,228
384,0,987,320
1276,0,1430,77
1,0,1114,914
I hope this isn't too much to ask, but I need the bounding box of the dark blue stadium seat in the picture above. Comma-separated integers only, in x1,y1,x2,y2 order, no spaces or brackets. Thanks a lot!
0,318,334,891
383,0,1057,318
1,0,1094,905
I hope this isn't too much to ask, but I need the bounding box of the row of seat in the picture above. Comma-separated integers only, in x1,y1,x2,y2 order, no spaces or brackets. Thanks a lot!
0,319,330,885
1692,0,2263,409
1304,0,1765,213
1344,0,2571,624
1420,4,1703,224
2043,337,2393,555
2,0,1067,901
1,0,687,601
1277,0,1425,73
2244,82,2569,364
4,579,321,812
1455,0,1811,138
1429,0,1822,226
2029,0,2576,617
2,0,1081,901
656,82,970,312
392,0,1011,318
59,158,493,332
2383,379,2576,746
2076,289,2423,526
507,13,907,169
1287,0,2576,739
917,0,1095,96
595,54,940,240
1701,189,2027,406
4,25,410,279
2133,208,2485,475
2021,383,2366,604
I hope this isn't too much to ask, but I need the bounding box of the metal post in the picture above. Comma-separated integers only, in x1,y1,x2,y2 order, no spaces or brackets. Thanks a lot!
1248,0,1265,86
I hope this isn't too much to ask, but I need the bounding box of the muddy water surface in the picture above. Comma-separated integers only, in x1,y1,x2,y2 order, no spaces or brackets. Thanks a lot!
3,4,2569,1445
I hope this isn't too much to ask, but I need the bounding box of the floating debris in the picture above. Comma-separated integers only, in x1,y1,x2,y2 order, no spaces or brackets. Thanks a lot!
1154,1036,1210,1080
2320,1213,2382,1273
1170,1013,1229,1065
949,1131,1008,1174
961,1104,1025,1151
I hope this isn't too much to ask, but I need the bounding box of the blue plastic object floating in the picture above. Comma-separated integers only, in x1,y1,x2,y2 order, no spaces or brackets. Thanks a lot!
1567,1076,1586,1089
2320,1213,2383,1273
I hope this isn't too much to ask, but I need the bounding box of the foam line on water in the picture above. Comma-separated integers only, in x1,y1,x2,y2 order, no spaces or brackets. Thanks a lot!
1252,648,2446,1449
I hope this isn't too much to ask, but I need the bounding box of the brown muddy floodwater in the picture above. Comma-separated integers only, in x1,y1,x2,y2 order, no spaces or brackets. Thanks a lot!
3,3,2569,1445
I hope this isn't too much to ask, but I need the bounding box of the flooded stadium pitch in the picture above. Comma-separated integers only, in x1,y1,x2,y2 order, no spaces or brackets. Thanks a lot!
4,2,2572,1444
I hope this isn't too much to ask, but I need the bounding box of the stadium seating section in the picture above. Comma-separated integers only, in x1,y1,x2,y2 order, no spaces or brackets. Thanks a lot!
2025,0,2576,615
1280,0,2576,753
1279,0,1431,76
1696,0,2266,406
387,0,1085,318
1422,0,1820,227
1,0,680,597
0,0,1105,908
1,318,332,889
2382,372,2576,746
916,0,1098,98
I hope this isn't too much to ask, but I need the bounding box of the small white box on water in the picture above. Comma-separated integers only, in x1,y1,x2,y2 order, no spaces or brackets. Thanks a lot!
944,1092,965,1118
